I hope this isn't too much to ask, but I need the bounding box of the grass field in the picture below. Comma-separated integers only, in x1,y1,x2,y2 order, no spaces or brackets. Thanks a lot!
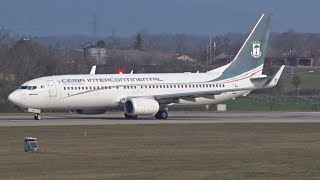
225,95,320,112
1,124,320,179
281,69,320,92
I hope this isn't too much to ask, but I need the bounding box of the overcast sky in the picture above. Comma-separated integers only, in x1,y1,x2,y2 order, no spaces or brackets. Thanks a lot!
0,0,318,36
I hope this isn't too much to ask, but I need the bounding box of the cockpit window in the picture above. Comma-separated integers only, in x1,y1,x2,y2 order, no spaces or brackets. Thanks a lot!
20,86,28,89
27,86,37,90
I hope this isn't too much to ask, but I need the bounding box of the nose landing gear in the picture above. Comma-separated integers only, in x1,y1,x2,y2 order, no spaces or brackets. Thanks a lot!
28,108,42,120
34,113,42,120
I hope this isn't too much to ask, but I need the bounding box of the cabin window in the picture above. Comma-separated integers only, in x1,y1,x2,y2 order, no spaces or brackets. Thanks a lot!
64,87,66,90
20,86,28,89
116,86,119,89
67,87,70,90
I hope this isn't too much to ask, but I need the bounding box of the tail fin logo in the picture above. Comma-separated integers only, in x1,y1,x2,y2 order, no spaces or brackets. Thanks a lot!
251,41,262,59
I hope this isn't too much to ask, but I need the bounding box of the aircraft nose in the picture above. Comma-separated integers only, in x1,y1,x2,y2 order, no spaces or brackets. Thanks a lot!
8,91,20,105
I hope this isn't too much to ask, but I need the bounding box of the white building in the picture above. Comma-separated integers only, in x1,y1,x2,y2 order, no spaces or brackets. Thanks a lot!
84,42,107,65
176,54,196,63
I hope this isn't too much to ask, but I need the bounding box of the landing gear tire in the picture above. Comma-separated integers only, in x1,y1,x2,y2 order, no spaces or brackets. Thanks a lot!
124,113,138,119
155,110,168,119
34,113,42,120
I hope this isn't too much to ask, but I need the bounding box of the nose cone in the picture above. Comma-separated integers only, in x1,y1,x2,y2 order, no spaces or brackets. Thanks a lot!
8,91,21,106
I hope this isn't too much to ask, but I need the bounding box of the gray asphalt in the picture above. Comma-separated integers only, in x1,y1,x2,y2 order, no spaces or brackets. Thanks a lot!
0,112,319,126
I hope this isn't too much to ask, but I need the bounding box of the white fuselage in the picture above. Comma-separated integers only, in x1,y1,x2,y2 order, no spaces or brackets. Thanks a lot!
8,69,259,111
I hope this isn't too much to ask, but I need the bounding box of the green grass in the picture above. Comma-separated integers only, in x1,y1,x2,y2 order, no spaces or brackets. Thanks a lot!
1,124,320,179
225,95,320,112
281,70,320,92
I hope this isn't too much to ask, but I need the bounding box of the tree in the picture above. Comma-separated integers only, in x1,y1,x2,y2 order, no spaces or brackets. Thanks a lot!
133,33,143,51
96,40,106,48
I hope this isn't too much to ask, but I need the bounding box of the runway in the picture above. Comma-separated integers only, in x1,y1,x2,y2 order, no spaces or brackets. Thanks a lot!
0,112,319,126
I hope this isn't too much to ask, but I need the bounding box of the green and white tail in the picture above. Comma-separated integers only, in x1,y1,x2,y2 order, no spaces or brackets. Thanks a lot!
216,13,272,79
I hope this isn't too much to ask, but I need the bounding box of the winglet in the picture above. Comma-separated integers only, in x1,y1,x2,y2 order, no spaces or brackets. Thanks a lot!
264,65,285,88
90,65,96,74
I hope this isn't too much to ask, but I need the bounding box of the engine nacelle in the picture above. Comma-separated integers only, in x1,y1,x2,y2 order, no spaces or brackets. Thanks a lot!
124,98,159,115
75,109,106,115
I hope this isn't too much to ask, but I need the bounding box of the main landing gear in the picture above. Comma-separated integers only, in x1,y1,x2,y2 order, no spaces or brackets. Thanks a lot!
155,110,168,119
124,110,168,120
34,113,42,120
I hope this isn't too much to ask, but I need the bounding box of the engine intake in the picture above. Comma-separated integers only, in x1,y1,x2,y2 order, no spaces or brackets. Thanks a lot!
124,98,159,115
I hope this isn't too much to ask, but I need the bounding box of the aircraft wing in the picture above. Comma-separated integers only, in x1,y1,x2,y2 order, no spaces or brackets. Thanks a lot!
120,87,253,105
152,88,251,104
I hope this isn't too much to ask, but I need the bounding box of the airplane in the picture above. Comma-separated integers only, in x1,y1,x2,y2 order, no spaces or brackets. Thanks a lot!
8,13,284,120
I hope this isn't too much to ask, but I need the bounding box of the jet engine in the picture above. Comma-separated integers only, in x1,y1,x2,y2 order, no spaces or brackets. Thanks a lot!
75,109,106,115
124,98,159,115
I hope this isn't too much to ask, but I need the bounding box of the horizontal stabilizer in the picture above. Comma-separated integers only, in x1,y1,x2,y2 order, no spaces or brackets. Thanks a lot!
250,74,268,81
264,65,285,88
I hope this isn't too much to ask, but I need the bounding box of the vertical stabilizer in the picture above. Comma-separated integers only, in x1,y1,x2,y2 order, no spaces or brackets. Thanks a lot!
217,14,271,79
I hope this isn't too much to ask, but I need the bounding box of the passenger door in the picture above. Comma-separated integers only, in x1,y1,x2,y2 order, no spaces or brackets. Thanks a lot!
47,80,57,97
